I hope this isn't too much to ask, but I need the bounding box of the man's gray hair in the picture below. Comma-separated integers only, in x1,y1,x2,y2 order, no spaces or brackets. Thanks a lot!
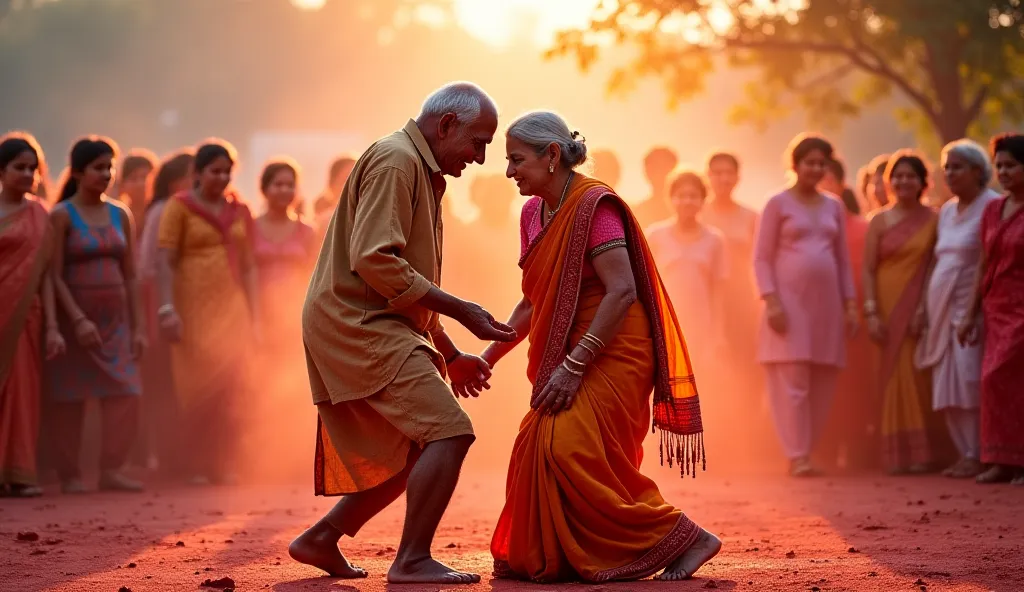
942,138,993,187
506,111,588,170
418,81,497,122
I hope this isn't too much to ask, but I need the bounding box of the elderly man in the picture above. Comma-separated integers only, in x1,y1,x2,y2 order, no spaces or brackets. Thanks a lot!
291,82,514,585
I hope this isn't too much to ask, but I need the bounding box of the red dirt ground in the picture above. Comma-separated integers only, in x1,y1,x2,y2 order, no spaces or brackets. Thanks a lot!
2,471,1021,592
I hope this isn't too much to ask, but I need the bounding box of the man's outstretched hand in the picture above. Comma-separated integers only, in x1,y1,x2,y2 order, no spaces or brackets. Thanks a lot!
456,301,517,342
418,287,516,342
448,354,492,398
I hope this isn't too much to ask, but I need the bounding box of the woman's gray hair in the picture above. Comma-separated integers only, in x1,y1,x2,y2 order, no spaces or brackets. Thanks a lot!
942,139,993,187
506,111,588,169
419,81,497,123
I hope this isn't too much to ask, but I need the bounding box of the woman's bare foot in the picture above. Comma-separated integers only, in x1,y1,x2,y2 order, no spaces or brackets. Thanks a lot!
977,464,1015,484
950,458,984,479
388,557,480,584
288,527,367,578
656,529,722,581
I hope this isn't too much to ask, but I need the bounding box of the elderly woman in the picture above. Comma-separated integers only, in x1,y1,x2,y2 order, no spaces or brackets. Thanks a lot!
915,140,1000,479
478,111,720,583
958,133,1024,485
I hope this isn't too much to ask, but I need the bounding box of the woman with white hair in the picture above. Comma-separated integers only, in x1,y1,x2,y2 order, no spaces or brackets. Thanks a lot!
477,111,720,583
915,139,1000,478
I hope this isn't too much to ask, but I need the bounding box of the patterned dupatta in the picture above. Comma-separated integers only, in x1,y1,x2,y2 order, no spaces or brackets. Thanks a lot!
173,190,253,284
520,175,705,477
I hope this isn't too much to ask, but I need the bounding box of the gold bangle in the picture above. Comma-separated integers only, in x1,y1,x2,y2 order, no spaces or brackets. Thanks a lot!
576,340,597,357
561,360,584,376
566,354,588,368
581,333,606,349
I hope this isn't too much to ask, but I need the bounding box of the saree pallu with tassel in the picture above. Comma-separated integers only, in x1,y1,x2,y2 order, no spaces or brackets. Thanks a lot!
491,176,705,583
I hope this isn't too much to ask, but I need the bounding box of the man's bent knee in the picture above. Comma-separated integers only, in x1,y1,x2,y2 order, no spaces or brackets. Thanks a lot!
423,434,475,458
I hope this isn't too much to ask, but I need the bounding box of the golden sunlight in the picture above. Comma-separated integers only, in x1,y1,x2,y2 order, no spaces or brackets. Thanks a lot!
452,0,602,48
291,0,327,10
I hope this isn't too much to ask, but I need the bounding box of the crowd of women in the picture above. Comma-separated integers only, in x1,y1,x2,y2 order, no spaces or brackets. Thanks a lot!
1,124,1022,499
0,132,333,497
645,132,1024,485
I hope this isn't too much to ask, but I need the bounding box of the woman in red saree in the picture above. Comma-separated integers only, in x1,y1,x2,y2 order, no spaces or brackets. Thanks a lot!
0,135,63,497
958,133,1024,485
479,112,720,583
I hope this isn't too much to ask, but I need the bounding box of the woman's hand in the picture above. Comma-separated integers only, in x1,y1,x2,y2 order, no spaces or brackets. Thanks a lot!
532,365,583,415
766,300,788,335
45,328,66,360
867,313,887,345
910,305,928,338
131,330,148,360
448,353,491,398
956,317,980,346
159,309,183,343
74,318,102,348
845,306,860,338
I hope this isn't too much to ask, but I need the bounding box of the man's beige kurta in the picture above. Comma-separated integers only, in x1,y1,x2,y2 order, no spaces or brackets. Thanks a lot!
303,120,473,496
303,119,447,403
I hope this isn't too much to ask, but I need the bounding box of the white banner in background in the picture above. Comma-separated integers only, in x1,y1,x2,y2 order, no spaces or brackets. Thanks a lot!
243,131,365,213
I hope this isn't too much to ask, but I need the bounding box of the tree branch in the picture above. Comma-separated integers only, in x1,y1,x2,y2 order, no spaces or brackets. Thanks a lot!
846,25,940,127
966,84,990,122
793,62,857,92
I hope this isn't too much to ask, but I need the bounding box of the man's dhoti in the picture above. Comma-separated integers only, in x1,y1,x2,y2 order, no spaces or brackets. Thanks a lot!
307,347,475,495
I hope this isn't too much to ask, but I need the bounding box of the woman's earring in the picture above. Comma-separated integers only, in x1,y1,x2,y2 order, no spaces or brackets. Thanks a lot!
548,161,555,173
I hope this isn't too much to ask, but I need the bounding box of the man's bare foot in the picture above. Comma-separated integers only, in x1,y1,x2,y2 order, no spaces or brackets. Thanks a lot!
388,557,480,584
288,528,367,578
656,529,722,581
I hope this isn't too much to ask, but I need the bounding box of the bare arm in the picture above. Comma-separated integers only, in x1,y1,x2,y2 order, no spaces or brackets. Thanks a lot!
862,214,883,315
427,326,460,362
49,209,86,323
156,247,176,309
41,272,58,330
481,296,534,367
241,234,259,323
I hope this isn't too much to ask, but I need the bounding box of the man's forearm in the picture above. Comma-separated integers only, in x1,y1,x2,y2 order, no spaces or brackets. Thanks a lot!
417,286,466,320
430,328,460,361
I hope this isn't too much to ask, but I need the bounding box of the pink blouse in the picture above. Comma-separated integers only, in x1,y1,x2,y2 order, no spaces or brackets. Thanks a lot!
519,197,626,278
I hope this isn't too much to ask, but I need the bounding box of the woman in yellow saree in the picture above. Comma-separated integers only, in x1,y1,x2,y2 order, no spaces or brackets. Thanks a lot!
479,112,720,583
863,151,942,473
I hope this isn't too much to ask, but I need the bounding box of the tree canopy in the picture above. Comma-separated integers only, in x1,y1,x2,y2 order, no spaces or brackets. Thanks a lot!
548,0,1024,147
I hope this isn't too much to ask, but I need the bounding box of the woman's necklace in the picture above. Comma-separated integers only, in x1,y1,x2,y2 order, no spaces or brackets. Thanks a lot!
546,172,575,222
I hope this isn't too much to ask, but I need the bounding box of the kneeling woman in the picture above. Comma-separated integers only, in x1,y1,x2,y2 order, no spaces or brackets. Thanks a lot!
479,111,721,583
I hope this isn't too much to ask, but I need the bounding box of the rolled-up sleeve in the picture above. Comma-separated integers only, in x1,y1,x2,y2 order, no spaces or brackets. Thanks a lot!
349,166,433,309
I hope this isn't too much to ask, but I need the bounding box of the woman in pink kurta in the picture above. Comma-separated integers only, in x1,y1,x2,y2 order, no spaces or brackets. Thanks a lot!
754,135,858,477
646,170,728,375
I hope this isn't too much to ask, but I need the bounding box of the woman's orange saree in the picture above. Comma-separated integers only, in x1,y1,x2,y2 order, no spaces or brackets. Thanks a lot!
491,176,705,583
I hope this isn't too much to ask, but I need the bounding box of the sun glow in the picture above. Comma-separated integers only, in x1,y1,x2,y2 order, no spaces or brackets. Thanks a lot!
451,0,603,48
291,0,327,10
